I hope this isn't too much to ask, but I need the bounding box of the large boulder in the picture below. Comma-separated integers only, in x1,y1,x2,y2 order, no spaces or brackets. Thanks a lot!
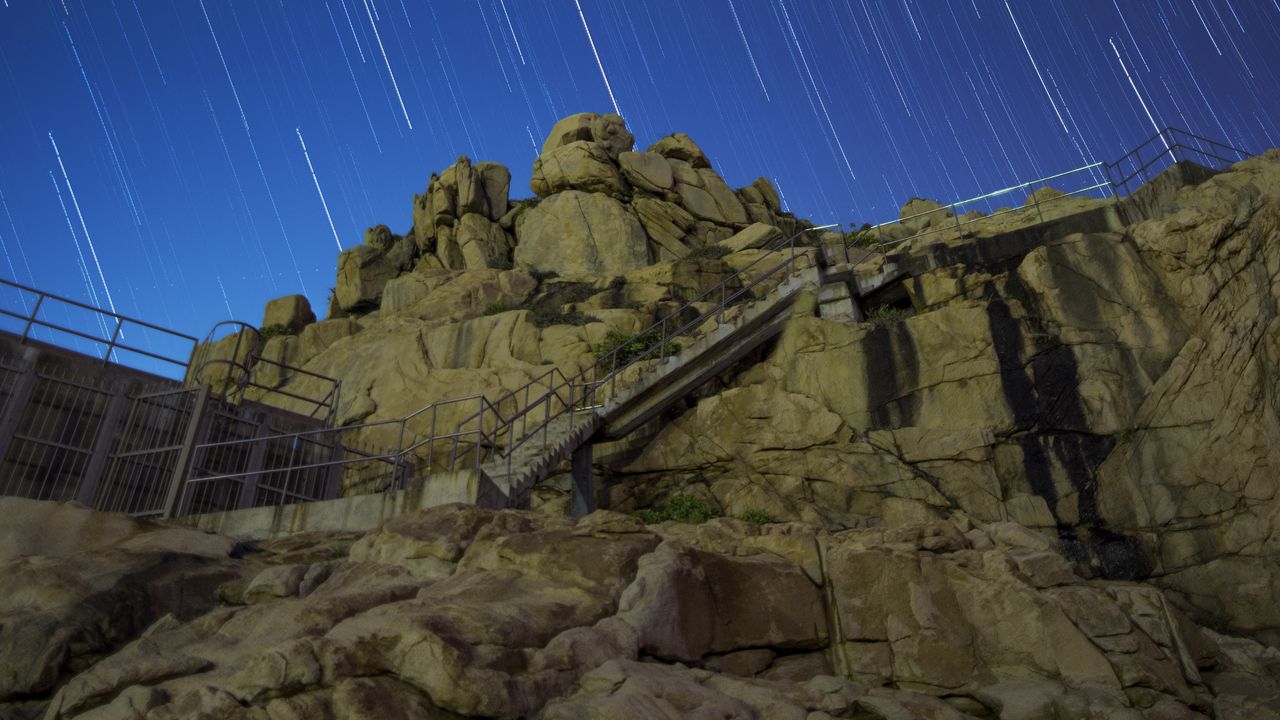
261,294,315,333
334,244,398,313
541,112,634,160
649,133,712,169
455,213,512,270
476,161,511,221
530,141,628,199
632,196,695,260
618,151,674,194
514,191,650,277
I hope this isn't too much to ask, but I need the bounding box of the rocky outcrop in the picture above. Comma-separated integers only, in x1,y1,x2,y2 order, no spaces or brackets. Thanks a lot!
616,150,1280,649
9,501,1279,719
261,294,315,333
514,191,650,277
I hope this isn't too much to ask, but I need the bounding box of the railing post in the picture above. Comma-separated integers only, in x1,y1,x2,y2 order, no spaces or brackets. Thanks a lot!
102,317,124,365
1031,183,1045,224
162,384,210,519
21,295,44,343
77,383,129,509
659,318,668,361
427,408,436,474
0,352,38,481
235,413,269,510
475,396,483,469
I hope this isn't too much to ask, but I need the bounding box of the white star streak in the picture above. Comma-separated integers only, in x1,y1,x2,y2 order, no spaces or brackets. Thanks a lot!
296,128,344,252
727,0,769,101
573,0,622,117
49,133,118,316
197,0,308,293
1004,0,1068,135
361,0,412,130
1110,37,1174,161
497,0,526,65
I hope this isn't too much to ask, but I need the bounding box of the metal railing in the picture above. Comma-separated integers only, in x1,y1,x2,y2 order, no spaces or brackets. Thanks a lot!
0,277,200,377
1104,127,1250,195
163,126,1256,514
846,127,1251,255
187,320,341,423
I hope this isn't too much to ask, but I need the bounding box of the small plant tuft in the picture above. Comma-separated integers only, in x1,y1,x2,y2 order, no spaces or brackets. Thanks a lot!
258,324,294,341
739,509,771,524
864,304,914,325
483,303,511,316
593,327,680,372
531,307,596,328
632,494,721,524
687,244,732,260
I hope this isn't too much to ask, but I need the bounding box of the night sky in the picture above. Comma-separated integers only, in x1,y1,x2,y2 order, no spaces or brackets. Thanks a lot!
0,0,1276,356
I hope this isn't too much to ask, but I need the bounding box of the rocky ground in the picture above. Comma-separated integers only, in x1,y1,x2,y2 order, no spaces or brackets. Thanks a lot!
59,113,1280,717
3,497,1279,719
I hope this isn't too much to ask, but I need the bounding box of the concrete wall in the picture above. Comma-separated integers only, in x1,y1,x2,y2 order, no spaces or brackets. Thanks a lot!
169,469,504,540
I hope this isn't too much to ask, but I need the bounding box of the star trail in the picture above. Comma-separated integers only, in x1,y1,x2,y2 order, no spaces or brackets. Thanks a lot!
0,0,1276,340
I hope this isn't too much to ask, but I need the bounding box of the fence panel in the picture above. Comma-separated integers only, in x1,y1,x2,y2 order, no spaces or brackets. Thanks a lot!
94,385,201,517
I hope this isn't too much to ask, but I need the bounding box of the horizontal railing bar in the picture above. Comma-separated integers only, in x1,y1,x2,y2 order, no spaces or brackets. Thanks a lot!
0,312,192,367
0,277,200,342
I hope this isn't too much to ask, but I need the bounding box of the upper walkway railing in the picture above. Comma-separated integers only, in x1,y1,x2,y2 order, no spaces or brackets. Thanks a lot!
0,277,200,378
847,127,1251,254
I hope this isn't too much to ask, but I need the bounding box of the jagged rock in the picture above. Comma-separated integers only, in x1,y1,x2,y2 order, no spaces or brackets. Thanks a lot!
476,161,511,221
697,168,749,225
21,503,1269,719
899,196,954,231
363,224,396,249
0,499,235,706
541,112,634,160
514,190,650,277
334,244,398,312
530,141,629,199
632,196,696,259
617,150,674,194
455,213,512,270
721,222,783,252
261,294,315,333
649,133,712,169
381,269,536,322
751,177,782,213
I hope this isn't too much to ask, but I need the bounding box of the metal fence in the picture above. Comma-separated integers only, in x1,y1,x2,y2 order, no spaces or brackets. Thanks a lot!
0,127,1255,519
846,127,1252,254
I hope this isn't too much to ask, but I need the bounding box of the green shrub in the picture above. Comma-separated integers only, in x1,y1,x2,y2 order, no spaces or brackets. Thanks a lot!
483,303,510,316
531,307,595,328
739,509,771,524
593,327,680,372
845,227,880,248
687,244,732,259
864,304,914,325
258,324,294,341
632,494,721,524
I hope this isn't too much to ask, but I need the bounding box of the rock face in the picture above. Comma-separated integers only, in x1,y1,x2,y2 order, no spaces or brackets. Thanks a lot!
514,191,650,277
8,502,1279,720
193,120,1280,715
261,294,315,333
617,150,1280,650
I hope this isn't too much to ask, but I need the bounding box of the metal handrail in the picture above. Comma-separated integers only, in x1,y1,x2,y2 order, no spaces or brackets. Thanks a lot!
0,277,199,372
176,126,1256,511
472,225,835,485
190,319,342,422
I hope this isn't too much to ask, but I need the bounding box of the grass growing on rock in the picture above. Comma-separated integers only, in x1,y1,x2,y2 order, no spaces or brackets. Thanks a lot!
864,304,915,325
739,509,771,524
258,324,294,341
593,327,680,372
632,495,720,524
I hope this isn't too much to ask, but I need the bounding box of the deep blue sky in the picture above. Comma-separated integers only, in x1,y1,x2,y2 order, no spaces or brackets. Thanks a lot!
0,0,1276,356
